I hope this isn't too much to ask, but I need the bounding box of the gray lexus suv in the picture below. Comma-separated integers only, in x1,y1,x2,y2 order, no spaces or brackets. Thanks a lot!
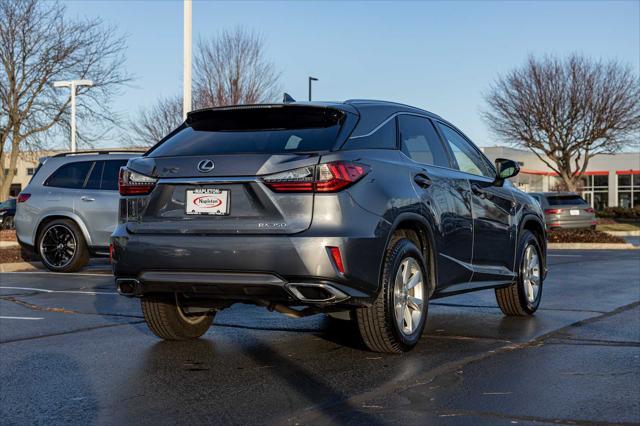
15,150,143,272
112,101,547,353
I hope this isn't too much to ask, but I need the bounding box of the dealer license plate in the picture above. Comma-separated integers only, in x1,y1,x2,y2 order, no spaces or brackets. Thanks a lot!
185,188,230,216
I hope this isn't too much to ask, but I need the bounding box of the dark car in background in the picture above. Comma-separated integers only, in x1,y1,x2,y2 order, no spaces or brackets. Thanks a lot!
0,198,16,229
530,192,596,230
112,100,547,353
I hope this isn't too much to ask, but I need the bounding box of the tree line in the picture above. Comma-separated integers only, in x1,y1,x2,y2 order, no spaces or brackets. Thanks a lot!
1,0,638,200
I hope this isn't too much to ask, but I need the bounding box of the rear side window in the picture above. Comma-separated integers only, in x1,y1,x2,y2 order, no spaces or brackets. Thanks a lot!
343,119,396,150
399,115,450,167
45,161,92,189
149,106,344,157
546,195,588,206
101,160,128,190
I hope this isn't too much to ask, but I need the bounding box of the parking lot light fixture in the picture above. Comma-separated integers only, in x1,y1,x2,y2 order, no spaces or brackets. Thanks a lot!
53,79,94,153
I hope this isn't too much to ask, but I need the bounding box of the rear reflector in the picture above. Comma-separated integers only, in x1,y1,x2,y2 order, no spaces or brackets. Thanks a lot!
17,193,31,203
263,161,369,193
328,246,345,274
119,168,157,196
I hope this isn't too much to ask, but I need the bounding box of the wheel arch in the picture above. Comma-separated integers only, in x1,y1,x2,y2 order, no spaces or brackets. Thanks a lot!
386,213,438,296
35,213,93,248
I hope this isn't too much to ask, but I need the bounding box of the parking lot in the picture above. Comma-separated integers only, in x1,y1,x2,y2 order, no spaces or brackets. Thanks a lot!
1,249,639,425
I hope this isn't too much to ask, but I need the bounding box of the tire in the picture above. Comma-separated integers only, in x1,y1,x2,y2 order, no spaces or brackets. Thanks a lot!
495,230,544,316
3,215,14,230
141,293,214,340
356,237,429,353
37,218,89,273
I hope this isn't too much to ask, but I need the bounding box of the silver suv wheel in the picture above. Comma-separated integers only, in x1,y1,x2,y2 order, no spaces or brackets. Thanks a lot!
39,224,77,269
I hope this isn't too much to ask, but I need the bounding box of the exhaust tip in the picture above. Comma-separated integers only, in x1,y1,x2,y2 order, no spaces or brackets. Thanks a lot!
286,283,349,303
116,278,140,296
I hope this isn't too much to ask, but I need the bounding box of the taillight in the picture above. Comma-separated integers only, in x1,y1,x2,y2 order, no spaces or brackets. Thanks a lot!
262,161,369,193
17,193,31,203
585,208,595,213
328,246,345,273
544,208,563,215
119,167,157,196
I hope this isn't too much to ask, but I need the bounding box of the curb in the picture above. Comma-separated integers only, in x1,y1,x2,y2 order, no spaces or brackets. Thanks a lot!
0,241,19,248
548,243,637,250
0,261,42,272
603,230,640,237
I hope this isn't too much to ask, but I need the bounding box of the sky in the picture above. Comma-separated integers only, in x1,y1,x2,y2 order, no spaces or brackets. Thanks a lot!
62,0,640,148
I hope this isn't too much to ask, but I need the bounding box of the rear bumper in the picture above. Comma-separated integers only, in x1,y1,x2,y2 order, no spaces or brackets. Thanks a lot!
545,216,596,230
110,224,387,304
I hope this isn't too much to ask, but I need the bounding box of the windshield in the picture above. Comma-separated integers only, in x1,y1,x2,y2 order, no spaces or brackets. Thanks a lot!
148,106,345,157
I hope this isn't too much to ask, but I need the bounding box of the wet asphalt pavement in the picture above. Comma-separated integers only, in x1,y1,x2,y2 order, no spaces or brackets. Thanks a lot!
0,249,639,425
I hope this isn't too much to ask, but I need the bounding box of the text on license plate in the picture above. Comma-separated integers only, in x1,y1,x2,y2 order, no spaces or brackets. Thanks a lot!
186,189,229,215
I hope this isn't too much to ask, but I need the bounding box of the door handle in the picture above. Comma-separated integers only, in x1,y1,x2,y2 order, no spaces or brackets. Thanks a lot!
81,196,95,202
414,174,432,189
471,183,486,199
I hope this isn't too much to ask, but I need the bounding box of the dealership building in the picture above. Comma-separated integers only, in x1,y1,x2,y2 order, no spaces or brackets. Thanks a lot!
482,146,640,210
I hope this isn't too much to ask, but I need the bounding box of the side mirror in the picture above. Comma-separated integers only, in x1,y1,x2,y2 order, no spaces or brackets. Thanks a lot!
494,158,520,185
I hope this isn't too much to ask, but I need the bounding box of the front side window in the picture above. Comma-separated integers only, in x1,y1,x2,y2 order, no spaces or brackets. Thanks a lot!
436,123,493,178
45,161,93,189
398,115,450,167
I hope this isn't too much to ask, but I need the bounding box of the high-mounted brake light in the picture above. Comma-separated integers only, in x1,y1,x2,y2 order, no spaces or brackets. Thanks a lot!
119,168,157,196
17,193,31,203
262,161,369,193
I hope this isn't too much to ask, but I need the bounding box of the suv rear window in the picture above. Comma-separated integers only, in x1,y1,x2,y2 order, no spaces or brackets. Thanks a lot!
546,195,588,206
148,106,345,157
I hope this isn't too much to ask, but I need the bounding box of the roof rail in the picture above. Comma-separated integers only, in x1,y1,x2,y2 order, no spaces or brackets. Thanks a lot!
51,149,146,158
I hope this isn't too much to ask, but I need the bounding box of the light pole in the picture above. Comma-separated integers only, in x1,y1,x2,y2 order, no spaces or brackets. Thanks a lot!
308,76,318,101
53,79,93,153
183,0,192,119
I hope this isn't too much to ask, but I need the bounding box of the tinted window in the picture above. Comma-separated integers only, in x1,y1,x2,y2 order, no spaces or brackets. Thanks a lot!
149,107,344,157
45,161,92,189
344,119,396,150
546,195,588,206
399,115,449,167
101,160,128,190
436,123,493,177
85,161,103,190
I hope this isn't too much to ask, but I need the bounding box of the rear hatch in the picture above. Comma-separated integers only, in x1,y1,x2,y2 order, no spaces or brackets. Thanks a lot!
126,105,351,235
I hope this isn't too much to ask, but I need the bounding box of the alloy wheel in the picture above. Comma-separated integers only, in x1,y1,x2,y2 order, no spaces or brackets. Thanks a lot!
393,257,425,336
39,224,77,268
522,244,541,304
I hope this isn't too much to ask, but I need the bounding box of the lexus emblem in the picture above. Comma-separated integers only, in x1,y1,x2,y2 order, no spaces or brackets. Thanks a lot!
197,159,215,173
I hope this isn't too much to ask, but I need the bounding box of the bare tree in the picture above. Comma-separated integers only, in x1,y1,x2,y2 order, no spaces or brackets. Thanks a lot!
128,95,183,147
194,28,281,106
128,28,281,146
483,54,640,192
0,0,129,199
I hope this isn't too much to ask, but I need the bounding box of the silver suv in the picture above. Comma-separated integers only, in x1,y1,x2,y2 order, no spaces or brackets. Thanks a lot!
15,150,143,272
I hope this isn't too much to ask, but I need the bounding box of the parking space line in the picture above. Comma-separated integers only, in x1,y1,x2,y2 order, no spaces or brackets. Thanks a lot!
0,316,44,320
0,286,118,295
548,254,583,257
